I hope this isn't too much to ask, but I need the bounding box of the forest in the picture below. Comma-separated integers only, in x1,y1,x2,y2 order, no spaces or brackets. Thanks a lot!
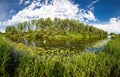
5,18,107,41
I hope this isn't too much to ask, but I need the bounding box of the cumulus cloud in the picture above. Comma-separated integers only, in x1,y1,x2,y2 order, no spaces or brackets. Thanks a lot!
2,0,96,25
93,17,120,34
83,11,96,21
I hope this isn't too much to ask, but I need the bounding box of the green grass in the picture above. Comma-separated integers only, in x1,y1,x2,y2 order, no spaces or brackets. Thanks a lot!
104,37,120,77
0,34,120,77
0,35,15,77
105,37,120,53
14,51,120,77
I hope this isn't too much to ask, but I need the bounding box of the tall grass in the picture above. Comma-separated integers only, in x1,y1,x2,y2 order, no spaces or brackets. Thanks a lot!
14,51,119,77
14,52,119,77
104,37,120,77
0,34,120,77
0,35,15,77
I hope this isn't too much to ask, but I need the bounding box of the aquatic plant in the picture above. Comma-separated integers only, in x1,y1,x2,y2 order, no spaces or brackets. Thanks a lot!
1,34,120,77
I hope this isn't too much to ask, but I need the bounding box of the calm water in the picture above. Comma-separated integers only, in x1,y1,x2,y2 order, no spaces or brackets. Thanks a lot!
85,38,110,52
10,37,110,52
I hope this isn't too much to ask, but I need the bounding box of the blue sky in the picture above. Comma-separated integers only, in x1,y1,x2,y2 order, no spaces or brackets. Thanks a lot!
0,0,120,33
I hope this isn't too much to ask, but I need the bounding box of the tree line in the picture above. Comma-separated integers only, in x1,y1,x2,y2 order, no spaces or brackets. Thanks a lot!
5,17,107,39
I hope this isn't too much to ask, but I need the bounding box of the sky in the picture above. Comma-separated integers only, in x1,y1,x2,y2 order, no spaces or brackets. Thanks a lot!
0,0,120,33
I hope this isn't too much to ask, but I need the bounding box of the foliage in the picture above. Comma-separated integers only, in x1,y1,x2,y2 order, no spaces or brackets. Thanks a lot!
4,17,120,77
5,18,107,40
0,36,119,77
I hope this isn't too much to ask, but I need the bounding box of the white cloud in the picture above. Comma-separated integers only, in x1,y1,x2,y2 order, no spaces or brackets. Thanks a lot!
10,9,16,13
93,17,120,34
0,25,6,33
19,0,24,5
88,0,100,11
0,29,5,33
83,11,96,21
2,0,96,25
25,0,31,5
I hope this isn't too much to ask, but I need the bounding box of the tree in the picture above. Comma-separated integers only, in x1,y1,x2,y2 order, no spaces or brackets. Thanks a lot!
27,21,33,32
17,23,25,33
6,26,17,34
45,17,53,27
31,20,36,31
36,18,45,31
22,21,27,32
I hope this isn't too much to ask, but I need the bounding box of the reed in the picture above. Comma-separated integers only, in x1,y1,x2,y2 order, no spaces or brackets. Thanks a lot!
0,34,120,77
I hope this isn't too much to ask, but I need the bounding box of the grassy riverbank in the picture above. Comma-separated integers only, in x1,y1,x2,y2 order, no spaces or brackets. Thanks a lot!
0,34,120,77
0,35,14,77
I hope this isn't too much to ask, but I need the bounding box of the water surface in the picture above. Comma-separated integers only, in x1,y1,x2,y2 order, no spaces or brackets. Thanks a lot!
10,37,109,52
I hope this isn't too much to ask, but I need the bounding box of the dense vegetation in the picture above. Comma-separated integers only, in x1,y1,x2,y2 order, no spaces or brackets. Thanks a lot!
5,18,107,41
0,34,120,77
1,18,119,77
0,35,14,77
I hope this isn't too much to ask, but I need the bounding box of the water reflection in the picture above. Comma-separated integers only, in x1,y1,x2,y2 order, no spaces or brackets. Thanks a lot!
85,39,110,52
10,37,108,52
23,38,28,45
31,41,36,46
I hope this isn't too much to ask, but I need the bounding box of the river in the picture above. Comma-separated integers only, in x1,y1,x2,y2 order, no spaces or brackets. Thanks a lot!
84,38,111,52
10,36,110,52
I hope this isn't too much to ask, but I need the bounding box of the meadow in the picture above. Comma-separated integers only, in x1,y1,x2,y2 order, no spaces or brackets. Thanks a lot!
0,34,120,77
0,18,119,77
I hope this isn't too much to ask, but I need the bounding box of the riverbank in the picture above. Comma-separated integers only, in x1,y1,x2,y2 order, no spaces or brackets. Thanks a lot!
5,18,107,42
6,34,107,55
6,31,107,42
85,38,111,52
0,34,120,77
